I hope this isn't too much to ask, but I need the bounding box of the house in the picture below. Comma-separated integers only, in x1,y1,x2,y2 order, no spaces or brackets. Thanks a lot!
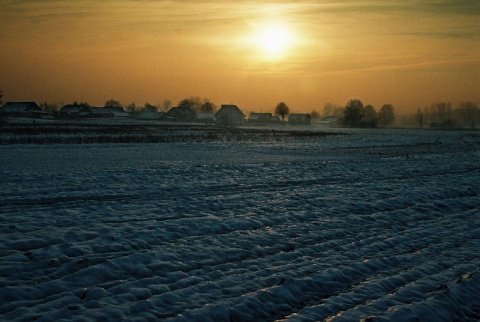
105,106,130,118
215,105,245,126
58,104,115,118
133,105,164,120
134,110,165,120
288,113,312,125
0,102,43,117
249,112,272,124
196,112,216,125
58,103,88,118
166,106,197,122
77,106,114,118
248,112,282,125
318,116,341,126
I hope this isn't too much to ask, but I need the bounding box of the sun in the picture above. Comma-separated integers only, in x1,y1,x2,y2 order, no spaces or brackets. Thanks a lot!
255,23,293,59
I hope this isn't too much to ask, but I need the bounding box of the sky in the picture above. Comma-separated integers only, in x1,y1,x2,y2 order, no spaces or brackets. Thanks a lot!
1,0,479,114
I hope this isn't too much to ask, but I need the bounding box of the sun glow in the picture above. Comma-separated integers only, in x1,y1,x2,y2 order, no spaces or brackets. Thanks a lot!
255,23,293,59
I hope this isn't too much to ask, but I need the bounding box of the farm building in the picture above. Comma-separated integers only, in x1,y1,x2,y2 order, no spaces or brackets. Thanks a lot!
196,112,216,124
105,106,130,118
77,107,114,118
0,102,43,117
289,113,312,125
248,113,282,125
215,105,245,126
59,104,115,118
166,106,197,122
58,104,88,118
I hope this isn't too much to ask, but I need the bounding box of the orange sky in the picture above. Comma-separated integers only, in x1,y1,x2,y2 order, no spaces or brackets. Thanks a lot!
1,0,479,114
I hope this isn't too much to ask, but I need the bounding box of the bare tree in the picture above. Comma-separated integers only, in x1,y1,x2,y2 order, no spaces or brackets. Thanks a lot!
178,97,203,111
161,100,172,111
363,104,377,127
431,102,452,126
274,102,290,121
177,97,216,112
200,99,217,113
39,102,58,114
143,103,157,112
378,104,395,127
125,102,136,112
416,108,424,128
323,102,336,117
458,102,479,128
105,99,122,108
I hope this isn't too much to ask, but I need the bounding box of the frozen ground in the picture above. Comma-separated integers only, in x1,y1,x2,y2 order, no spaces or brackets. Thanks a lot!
0,128,479,321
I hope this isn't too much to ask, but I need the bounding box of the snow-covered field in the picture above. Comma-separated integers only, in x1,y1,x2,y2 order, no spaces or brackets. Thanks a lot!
1,128,479,321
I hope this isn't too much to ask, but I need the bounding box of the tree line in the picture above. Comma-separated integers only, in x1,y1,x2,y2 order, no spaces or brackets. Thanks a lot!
413,102,479,129
2,86,478,129
316,100,479,129
312,99,395,128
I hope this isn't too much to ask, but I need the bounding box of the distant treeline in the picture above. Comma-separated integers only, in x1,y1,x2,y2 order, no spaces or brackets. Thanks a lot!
318,100,479,129
398,102,480,129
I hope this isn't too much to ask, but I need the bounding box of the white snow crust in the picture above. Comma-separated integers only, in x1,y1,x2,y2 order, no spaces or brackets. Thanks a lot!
0,128,479,321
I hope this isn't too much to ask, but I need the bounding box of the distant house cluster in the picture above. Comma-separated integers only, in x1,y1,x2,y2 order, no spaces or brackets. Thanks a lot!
0,102,45,118
1,101,313,126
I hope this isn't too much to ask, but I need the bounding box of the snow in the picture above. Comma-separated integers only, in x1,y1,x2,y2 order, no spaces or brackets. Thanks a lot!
0,128,479,321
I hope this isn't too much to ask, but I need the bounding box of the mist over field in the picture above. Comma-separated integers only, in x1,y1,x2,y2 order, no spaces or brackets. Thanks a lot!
1,126,479,321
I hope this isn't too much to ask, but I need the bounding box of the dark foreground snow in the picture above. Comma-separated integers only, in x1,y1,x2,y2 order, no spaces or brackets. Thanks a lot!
1,128,479,321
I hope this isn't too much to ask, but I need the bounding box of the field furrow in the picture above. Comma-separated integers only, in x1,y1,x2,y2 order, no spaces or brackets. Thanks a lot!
1,129,479,321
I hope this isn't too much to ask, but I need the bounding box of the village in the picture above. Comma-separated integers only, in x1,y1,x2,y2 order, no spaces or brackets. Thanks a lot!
0,101,318,127
2,98,479,130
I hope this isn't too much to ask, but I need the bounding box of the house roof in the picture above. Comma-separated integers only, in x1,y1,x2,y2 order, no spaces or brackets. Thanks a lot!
197,112,216,120
215,105,245,117
83,107,114,116
289,113,312,120
143,106,158,113
105,106,130,117
59,104,88,114
1,102,41,112
167,106,196,116
248,113,272,120
135,111,165,119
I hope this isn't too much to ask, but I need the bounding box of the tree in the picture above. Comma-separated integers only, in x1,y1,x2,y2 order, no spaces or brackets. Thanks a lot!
378,104,395,127
416,108,424,128
178,97,202,111
323,102,336,117
125,102,136,112
430,102,452,127
458,102,478,128
363,104,377,127
161,100,172,111
274,102,290,121
310,110,320,123
143,103,157,112
343,99,364,126
105,99,122,108
177,97,217,113
72,101,90,107
39,101,58,114
200,99,217,113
